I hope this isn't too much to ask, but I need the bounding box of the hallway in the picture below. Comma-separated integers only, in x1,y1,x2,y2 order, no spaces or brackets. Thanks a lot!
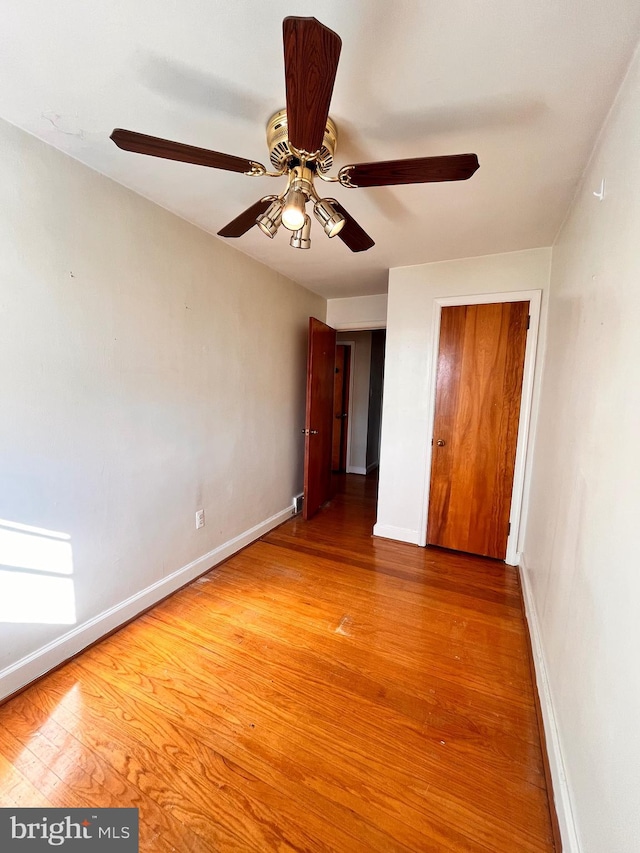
0,474,555,851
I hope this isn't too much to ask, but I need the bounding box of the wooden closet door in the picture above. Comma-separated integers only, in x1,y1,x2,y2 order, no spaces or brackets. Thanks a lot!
427,301,529,559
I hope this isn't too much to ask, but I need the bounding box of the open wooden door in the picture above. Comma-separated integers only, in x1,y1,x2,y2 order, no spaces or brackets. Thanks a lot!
303,318,337,520
427,301,529,559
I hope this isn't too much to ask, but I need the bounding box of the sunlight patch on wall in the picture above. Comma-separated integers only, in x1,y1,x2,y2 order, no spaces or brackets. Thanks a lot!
0,519,76,625
0,521,72,574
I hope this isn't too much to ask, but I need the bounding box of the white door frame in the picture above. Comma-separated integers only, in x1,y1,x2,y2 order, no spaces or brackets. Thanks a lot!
420,289,542,566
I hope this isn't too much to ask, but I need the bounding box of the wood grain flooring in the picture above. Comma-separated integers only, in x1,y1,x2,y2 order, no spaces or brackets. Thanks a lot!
0,474,555,852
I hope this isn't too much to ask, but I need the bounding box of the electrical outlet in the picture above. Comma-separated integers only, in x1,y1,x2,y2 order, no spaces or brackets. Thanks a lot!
195,509,205,529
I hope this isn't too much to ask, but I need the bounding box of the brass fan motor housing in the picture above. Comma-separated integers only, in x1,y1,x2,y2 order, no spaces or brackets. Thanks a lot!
267,109,337,174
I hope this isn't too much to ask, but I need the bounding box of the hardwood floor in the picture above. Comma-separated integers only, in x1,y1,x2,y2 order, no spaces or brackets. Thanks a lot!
0,474,555,852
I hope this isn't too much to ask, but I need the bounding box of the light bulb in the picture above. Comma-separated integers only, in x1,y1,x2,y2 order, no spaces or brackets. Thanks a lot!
313,198,345,238
256,199,283,238
282,189,307,232
290,215,312,250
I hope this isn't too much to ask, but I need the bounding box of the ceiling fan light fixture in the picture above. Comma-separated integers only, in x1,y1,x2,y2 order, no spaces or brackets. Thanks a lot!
111,18,478,256
281,188,307,231
256,198,283,238
313,198,345,238
290,214,312,250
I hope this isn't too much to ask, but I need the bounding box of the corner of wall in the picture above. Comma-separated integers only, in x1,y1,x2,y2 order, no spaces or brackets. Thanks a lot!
519,555,582,853
372,523,421,546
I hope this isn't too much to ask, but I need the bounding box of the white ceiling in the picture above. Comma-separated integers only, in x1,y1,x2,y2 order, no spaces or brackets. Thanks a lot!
3,1,640,298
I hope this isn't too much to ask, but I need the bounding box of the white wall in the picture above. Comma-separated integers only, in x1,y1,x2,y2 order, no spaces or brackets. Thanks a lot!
375,248,551,545
337,331,371,474
523,43,640,853
327,294,387,330
0,118,324,698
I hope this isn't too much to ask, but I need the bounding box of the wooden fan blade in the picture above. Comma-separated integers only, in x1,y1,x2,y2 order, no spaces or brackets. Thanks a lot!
342,153,479,188
217,198,273,238
331,201,375,253
110,129,256,174
283,17,342,154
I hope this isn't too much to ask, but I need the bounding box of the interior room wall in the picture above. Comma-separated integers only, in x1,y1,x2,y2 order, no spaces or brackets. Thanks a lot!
337,331,371,474
375,247,551,545
523,43,640,853
0,118,325,698
327,294,387,330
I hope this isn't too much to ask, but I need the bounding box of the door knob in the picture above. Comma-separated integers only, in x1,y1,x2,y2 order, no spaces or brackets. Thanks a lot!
436,439,446,446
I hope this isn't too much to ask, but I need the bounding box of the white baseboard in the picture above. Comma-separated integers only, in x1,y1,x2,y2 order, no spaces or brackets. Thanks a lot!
520,556,581,853
372,523,421,545
347,466,367,475
0,504,294,702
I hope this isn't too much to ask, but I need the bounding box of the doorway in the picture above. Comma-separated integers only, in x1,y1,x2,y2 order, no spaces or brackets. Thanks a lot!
427,301,528,560
423,290,541,564
334,330,386,476
332,344,351,472
303,319,386,520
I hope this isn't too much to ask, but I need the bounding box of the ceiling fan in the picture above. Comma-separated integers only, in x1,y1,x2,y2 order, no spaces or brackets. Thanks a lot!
111,16,479,253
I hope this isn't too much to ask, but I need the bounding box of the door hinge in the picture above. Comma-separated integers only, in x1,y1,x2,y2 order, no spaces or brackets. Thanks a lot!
507,522,511,535
526,315,531,330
